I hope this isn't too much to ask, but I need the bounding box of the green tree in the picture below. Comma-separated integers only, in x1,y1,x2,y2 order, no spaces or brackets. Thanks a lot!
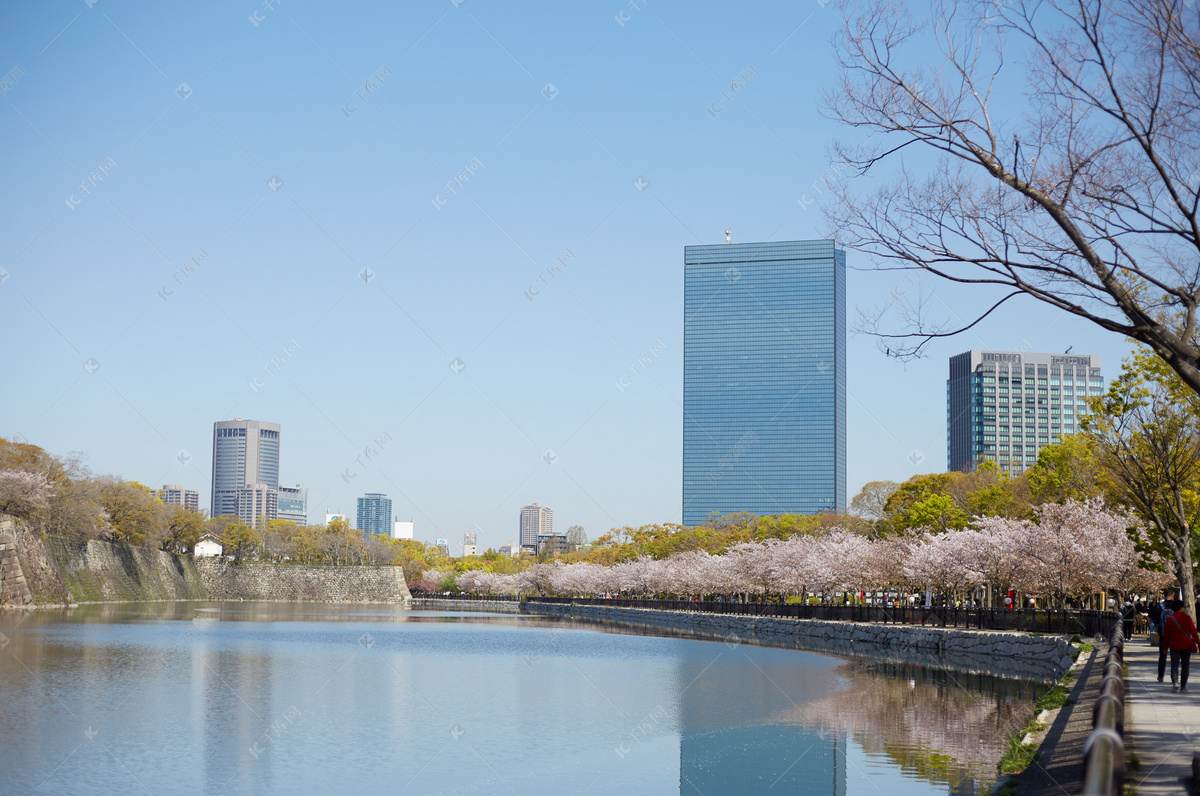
220,520,260,560
1027,435,1112,505
1085,349,1200,620
162,506,204,553
97,477,166,546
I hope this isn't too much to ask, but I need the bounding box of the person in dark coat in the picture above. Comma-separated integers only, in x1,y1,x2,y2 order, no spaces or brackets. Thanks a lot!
1162,600,1200,692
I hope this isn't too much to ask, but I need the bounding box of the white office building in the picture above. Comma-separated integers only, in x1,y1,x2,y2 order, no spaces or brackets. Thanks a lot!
519,503,553,554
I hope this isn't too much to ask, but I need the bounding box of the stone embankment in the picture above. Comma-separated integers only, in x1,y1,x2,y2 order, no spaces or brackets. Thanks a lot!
0,515,411,606
197,559,410,602
411,598,1077,681
527,603,1076,680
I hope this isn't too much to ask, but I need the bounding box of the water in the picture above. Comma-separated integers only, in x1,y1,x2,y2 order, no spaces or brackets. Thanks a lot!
0,603,1045,795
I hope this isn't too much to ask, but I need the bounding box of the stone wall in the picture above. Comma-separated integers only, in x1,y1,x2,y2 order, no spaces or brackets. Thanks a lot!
0,521,33,606
0,518,411,607
42,534,208,603
524,603,1077,681
196,559,411,603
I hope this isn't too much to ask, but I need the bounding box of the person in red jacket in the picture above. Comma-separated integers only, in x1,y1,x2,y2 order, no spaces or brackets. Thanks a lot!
1161,599,1200,692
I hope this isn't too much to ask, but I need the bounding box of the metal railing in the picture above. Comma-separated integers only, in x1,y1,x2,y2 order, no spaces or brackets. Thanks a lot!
1081,618,1125,796
519,596,1118,636
412,593,522,603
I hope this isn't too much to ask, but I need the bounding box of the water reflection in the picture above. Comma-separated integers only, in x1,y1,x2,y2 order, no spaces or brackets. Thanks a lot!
0,603,1042,795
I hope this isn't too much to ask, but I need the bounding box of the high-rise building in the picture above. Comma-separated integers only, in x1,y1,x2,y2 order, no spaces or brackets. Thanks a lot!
463,532,478,557
356,493,392,535
519,503,553,553
277,485,307,525
237,484,278,530
682,239,847,526
159,484,199,512
211,418,281,524
947,350,1103,473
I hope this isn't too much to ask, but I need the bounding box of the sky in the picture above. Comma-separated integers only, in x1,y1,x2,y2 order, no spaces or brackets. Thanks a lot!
0,1,1135,552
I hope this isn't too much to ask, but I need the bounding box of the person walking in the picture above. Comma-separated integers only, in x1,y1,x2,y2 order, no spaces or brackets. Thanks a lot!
1154,591,1174,681
1121,598,1136,639
1161,599,1200,692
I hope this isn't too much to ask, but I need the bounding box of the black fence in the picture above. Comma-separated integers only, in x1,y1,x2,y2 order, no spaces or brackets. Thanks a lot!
521,596,1118,637
413,593,522,603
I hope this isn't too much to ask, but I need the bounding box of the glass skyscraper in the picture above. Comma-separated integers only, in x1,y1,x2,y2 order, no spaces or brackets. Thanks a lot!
211,418,281,522
947,350,1102,473
682,240,847,526
356,493,392,536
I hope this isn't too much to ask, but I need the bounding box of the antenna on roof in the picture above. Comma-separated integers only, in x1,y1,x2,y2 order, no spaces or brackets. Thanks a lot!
1065,346,1074,353
725,228,731,244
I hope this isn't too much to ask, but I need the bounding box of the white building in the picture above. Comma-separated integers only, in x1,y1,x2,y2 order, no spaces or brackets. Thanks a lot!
498,540,519,557
392,520,414,540
519,503,553,554
160,485,199,512
194,534,223,558
463,532,478,557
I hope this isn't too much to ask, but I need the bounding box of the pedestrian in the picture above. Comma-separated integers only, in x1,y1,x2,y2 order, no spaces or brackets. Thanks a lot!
1154,591,1174,678
1121,598,1136,640
1161,599,1200,692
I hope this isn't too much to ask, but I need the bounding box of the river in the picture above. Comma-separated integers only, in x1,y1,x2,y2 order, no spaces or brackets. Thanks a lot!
0,602,1045,795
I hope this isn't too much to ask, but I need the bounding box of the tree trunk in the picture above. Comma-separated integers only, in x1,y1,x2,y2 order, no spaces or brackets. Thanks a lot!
1176,543,1198,624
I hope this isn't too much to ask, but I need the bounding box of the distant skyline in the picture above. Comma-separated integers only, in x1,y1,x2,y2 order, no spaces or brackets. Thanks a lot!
0,2,1135,552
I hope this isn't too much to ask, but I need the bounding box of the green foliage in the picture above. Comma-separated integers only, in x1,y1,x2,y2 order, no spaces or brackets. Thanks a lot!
1035,685,1073,711
162,507,204,553
220,521,260,560
1027,435,1111,505
96,477,166,546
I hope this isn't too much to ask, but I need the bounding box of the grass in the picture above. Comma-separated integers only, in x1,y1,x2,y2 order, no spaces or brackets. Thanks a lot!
998,732,1041,775
992,777,1020,796
1036,685,1074,712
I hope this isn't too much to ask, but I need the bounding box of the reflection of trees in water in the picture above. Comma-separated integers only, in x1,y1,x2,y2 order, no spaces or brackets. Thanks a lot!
792,662,1045,789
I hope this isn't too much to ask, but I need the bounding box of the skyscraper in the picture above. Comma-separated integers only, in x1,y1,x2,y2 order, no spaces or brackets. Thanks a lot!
277,485,308,525
356,493,392,535
159,485,199,512
947,350,1103,473
211,418,281,523
682,239,847,527
519,503,553,554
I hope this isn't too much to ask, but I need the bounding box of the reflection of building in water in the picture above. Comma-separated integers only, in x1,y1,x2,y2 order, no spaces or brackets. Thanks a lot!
680,725,845,796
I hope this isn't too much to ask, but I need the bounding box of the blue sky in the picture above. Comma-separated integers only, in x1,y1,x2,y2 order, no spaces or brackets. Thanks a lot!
0,1,1133,551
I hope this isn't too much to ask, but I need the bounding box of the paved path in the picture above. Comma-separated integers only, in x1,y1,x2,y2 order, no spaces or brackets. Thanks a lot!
1018,648,1099,795
1125,639,1200,794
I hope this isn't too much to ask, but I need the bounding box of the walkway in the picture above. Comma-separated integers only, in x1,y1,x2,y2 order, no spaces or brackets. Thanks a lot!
1018,648,1099,795
1125,639,1200,794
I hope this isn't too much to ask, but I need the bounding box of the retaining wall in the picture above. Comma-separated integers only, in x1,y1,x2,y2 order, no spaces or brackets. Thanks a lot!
0,516,411,607
412,598,1077,681
195,559,411,603
526,603,1077,681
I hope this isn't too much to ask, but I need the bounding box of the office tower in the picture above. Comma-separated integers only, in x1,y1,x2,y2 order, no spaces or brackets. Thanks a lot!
356,493,392,535
392,519,414,540
947,350,1103,473
277,485,308,525
159,485,199,512
236,484,278,529
463,532,478,557
536,534,568,557
211,418,281,523
519,503,553,553
682,239,847,526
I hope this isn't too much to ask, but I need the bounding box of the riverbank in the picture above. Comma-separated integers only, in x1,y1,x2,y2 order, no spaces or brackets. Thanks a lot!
410,598,1081,681
0,518,411,606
